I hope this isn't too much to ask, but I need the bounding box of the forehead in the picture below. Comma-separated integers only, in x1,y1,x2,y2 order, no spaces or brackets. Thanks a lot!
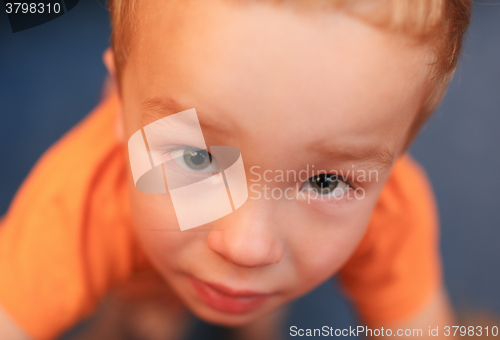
123,0,431,159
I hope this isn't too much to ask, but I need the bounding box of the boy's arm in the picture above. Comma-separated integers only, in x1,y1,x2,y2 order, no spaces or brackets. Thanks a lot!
0,87,132,340
367,286,457,340
0,305,30,340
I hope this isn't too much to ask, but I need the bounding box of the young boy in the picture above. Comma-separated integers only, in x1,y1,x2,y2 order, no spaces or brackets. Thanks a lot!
0,0,472,339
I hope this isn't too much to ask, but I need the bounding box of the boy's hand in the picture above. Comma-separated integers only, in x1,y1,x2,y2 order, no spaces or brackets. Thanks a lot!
229,304,289,340
66,274,190,340
0,305,31,340
366,286,457,340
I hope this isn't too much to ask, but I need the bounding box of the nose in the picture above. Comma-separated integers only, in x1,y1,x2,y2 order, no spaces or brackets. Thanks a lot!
206,201,284,268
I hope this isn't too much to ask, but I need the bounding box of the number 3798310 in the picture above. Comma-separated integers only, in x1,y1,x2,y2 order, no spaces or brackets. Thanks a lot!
5,3,61,14
444,326,499,337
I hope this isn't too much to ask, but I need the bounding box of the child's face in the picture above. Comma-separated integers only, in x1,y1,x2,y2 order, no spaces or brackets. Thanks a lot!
117,0,431,326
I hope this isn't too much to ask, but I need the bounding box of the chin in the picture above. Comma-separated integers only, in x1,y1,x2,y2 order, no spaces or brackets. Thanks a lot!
186,299,271,327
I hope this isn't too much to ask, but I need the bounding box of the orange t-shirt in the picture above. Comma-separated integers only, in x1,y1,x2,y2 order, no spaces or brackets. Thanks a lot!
0,88,441,340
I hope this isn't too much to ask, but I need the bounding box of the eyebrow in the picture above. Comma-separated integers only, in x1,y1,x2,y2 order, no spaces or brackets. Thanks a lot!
141,96,226,134
141,96,188,125
310,143,396,172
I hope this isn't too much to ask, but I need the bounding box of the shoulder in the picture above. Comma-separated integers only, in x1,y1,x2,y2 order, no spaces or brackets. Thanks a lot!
345,153,439,263
4,88,123,219
373,153,438,230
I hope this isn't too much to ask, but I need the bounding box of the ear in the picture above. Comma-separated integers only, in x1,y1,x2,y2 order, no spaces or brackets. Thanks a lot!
103,47,125,142
102,47,120,97
103,47,117,77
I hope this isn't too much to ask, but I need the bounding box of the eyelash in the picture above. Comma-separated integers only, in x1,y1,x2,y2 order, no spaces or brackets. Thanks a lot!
161,146,218,179
300,173,355,202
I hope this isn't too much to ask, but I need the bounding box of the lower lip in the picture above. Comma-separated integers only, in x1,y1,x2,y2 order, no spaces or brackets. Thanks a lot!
189,277,271,314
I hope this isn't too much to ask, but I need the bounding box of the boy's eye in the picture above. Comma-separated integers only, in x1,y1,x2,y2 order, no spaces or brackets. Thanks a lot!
183,149,211,170
301,173,350,198
170,147,218,173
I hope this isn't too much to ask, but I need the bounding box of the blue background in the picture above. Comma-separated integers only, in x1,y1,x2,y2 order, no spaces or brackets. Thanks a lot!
1,1,499,339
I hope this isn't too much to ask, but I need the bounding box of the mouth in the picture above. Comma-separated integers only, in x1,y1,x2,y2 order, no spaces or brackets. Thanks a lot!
189,276,272,314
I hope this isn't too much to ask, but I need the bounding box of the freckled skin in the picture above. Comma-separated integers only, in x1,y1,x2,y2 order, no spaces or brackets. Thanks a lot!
117,0,432,327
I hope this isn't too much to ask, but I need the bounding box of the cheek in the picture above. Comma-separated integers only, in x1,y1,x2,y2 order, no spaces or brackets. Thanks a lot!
291,225,366,287
129,185,176,231
128,180,189,265
282,195,377,288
